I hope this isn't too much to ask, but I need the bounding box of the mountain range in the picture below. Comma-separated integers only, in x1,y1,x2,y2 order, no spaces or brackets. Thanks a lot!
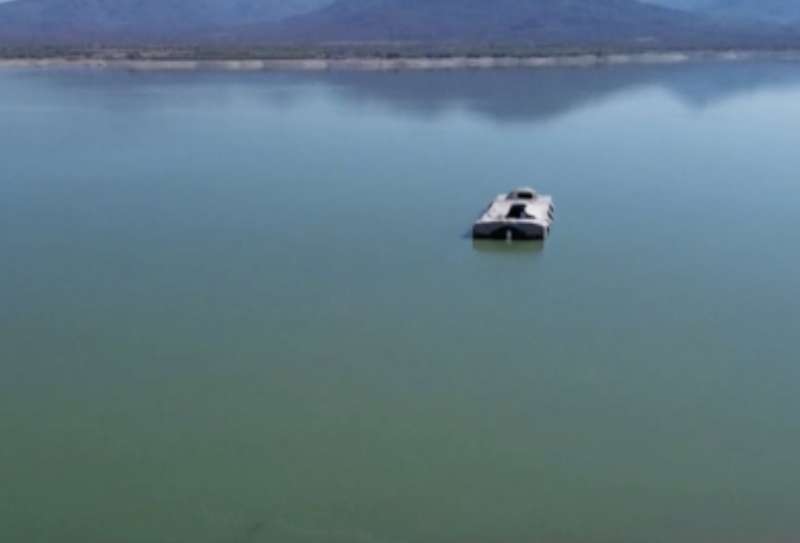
0,0,331,41
645,0,800,24
257,0,714,45
0,0,797,48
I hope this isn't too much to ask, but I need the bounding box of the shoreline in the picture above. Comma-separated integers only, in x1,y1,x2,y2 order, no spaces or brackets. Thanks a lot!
2,49,800,71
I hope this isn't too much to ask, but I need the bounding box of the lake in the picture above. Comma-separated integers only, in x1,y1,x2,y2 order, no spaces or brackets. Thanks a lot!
2,61,800,543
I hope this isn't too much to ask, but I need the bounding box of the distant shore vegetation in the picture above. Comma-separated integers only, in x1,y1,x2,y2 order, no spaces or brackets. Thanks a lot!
4,42,800,62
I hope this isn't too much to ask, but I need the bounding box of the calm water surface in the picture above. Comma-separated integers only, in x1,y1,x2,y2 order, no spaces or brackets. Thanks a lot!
2,62,800,543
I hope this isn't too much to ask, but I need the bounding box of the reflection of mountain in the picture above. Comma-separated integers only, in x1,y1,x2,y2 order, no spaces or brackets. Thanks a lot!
279,60,800,122
659,60,800,106
22,60,800,125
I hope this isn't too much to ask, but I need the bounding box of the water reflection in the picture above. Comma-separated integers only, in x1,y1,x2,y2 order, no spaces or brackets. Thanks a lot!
4,59,800,543
471,239,546,254
6,60,800,123
292,60,800,121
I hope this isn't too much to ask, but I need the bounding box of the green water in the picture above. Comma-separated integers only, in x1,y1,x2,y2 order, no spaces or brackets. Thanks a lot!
2,62,800,543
